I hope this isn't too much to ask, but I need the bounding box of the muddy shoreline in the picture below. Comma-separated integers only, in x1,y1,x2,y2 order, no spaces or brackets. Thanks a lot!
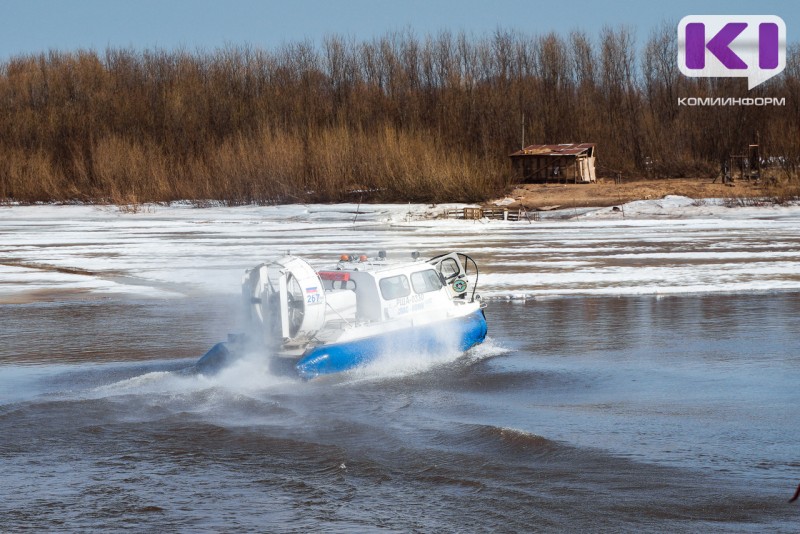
494,178,770,210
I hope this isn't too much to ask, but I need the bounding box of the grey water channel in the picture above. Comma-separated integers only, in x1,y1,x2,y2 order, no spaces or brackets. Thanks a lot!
1,292,798,532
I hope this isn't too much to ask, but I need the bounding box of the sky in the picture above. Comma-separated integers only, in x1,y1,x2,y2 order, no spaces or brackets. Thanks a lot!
1,0,798,60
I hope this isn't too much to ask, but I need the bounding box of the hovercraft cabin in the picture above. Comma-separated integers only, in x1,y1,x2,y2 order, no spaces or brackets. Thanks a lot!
509,143,597,183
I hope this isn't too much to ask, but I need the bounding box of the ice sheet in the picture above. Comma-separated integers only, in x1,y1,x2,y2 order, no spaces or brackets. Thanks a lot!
2,197,799,301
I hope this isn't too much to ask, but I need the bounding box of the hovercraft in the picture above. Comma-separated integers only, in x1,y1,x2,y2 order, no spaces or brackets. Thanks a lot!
197,251,487,379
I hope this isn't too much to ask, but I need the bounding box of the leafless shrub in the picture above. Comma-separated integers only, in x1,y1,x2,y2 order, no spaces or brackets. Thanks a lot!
0,28,798,204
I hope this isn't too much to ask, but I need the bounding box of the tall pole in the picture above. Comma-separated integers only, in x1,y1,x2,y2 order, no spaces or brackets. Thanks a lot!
756,130,761,179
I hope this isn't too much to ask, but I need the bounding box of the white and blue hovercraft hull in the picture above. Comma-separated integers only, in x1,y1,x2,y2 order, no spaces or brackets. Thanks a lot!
295,308,487,379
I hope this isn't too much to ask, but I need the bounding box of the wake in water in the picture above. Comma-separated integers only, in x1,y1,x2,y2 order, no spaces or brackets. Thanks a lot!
90,352,297,398
0,338,510,413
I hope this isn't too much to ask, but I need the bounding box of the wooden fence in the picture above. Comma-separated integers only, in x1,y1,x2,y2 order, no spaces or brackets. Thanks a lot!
443,207,538,222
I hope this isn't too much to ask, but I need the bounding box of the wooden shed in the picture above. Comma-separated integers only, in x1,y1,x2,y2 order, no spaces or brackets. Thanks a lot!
509,143,597,183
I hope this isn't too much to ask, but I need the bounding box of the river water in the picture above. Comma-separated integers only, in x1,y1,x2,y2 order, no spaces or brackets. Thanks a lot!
1,202,799,531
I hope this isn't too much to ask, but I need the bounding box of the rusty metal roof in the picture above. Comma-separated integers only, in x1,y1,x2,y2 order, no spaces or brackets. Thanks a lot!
509,143,595,157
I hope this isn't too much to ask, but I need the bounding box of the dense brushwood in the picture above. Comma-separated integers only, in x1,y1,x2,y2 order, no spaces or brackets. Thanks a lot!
1,26,798,204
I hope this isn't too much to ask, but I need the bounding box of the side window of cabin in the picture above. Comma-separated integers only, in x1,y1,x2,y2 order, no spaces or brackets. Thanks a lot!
411,269,443,294
438,258,460,280
379,275,411,300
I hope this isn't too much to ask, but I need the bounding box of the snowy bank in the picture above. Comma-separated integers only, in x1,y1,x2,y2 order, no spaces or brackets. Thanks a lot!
2,197,800,302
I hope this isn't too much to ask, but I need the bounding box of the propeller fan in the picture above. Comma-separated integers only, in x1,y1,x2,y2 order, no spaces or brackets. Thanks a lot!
285,272,305,337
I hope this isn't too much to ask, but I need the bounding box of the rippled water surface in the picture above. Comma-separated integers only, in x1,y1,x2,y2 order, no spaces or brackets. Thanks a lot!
1,204,799,531
2,294,799,532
